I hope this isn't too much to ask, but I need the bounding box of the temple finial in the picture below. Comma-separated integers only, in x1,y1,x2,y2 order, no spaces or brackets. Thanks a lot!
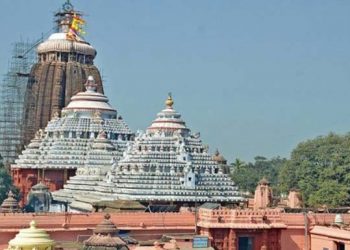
215,149,220,156
30,220,37,229
165,92,174,108
85,76,97,92
62,0,74,12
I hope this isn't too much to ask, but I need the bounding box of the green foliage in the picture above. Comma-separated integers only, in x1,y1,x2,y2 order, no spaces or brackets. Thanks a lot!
308,180,348,207
278,133,350,207
0,158,17,204
231,156,286,194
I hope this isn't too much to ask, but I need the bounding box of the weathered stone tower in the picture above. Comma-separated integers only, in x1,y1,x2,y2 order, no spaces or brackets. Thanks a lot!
23,1,103,146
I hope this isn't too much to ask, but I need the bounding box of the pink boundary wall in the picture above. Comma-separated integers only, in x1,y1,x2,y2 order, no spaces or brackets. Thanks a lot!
0,212,195,248
1,210,350,249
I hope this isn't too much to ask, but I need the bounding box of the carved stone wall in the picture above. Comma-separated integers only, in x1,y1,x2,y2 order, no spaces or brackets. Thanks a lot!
22,61,103,146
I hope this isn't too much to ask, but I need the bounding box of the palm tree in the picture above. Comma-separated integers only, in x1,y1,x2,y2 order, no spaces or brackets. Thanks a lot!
230,158,245,173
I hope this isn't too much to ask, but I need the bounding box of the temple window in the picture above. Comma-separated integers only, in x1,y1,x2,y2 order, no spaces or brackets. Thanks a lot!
61,53,68,62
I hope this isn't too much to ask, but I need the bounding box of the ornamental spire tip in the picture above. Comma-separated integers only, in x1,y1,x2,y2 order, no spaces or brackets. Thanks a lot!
165,92,174,108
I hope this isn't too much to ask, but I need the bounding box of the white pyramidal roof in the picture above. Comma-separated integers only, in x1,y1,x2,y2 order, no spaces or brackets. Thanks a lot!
53,94,244,208
147,94,188,133
13,76,133,172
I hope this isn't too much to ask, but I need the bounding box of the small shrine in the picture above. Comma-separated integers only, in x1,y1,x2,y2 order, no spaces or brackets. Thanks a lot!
254,177,273,209
83,214,129,250
5,220,55,250
26,182,52,212
0,190,21,213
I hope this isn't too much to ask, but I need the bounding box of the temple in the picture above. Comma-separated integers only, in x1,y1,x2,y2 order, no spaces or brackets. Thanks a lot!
0,191,21,213
22,0,104,147
5,221,55,250
83,213,129,250
53,94,244,210
11,76,133,206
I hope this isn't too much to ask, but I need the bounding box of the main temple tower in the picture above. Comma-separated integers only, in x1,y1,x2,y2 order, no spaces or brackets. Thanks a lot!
22,1,103,146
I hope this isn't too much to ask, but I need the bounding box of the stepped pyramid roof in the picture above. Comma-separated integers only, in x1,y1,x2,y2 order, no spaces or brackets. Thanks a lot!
0,191,20,213
54,94,244,208
101,94,244,203
6,221,55,250
12,76,133,172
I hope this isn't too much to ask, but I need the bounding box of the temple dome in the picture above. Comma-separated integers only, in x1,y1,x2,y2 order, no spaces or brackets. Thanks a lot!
94,214,119,235
212,149,227,164
37,33,96,57
6,221,55,250
0,191,20,213
31,182,50,192
259,177,270,185
84,214,128,249
63,76,116,115
147,94,188,134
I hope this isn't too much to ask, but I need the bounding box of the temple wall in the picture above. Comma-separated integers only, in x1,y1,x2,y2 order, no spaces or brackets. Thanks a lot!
1,210,350,249
280,229,305,250
0,212,195,246
129,229,195,241
310,226,350,250
197,209,350,250
11,168,37,206
310,235,337,250
310,235,350,250
11,168,76,206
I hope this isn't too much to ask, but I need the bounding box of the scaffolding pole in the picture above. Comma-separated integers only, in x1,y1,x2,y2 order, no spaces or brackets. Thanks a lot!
0,41,37,166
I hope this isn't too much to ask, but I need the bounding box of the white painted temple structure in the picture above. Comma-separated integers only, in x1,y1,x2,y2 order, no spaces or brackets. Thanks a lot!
12,76,133,205
53,94,244,211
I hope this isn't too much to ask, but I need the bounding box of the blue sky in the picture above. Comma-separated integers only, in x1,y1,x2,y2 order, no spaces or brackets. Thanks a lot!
0,0,350,162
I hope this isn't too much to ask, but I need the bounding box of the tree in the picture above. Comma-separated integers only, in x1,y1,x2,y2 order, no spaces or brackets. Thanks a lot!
308,180,348,208
0,158,17,204
231,158,245,173
279,133,350,207
231,156,286,194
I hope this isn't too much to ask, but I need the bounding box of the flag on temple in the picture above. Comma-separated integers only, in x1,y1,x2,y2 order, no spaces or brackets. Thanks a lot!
66,13,86,41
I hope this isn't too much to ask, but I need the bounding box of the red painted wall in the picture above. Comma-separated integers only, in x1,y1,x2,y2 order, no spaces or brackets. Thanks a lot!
11,168,76,206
